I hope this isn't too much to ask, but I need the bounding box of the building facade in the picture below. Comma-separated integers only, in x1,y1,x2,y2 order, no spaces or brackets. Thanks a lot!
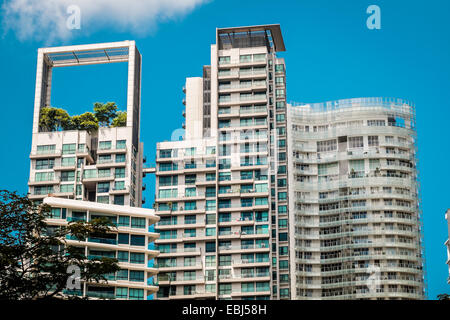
287,98,426,299
154,25,291,299
27,41,160,300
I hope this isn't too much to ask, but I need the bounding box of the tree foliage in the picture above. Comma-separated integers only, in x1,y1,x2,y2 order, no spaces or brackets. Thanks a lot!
39,102,126,133
39,107,71,131
93,102,118,127
69,112,99,133
437,293,450,300
111,111,127,127
0,190,120,300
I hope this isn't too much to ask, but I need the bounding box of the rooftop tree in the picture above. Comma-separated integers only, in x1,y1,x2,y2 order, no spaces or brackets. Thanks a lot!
93,102,118,127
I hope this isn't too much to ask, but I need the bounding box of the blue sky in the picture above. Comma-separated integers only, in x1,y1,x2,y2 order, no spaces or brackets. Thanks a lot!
0,0,448,299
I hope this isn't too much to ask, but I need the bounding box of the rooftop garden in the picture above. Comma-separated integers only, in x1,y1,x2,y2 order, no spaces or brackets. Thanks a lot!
39,102,127,133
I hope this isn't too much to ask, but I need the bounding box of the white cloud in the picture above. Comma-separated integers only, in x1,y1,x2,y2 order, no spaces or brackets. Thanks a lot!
1,0,207,43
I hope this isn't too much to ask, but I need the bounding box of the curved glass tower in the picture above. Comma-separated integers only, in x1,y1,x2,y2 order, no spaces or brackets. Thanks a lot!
287,98,425,299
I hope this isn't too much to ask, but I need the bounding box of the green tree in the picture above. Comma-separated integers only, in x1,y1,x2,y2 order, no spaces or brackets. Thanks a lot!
0,190,120,300
70,112,99,133
39,107,71,132
111,111,127,127
437,293,450,300
93,102,118,127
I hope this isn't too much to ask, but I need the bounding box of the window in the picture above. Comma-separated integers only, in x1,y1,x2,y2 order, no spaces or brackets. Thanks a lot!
115,168,125,178
242,282,255,293
130,252,145,264
60,171,75,182
275,64,284,72
368,135,379,147
129,288,143,300
130,235,145,246
206,227,216,236
116,287,128,299
97,182,110,193
240,54,251,63
62,157,76,167
118,216,130,227
219,284,232,295
60,184,74,193
36,159,54,170
206,242,216,253
206,200,216,211
114,195,124,205
317,139,337,152
185,201,197,210
219,56,230,64
35,171,54,182
118,233,129,244
62,144,76,155
97,196,109,204
205,187,216,197
115,154,126,163
205,255,216,267
131,217,146,229
117,269,128,280
99,141,112,150
349,136,364,148
37,144,55,154
116,140,126,149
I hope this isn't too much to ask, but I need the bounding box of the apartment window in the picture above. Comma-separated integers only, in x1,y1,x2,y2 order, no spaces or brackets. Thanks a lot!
62,144,76,155
36,159,54,170
366,135,379,147
205,255,216,267
35,171,54,182
275,64,284,72
276,114,285,122
60,184,74,193
206,200,216,211
206,228,216,236
130,252,145,264
131,217,146,229
275,77,284,85
279,233,288,242
185,201,196,210
206,214,216,225
115,154,126,163
130,235,145,246
240,54,252,63
118,216,130,227
99,141,112,150
206,242,216,253
185,187,196,197
129,288,144,300
219,56,231,64
317,139,337,152
116,140,126,149
129,270,144,282
97,196,109,204
37,144,55,154
205,187,216,197
242,283,255,293
114,181,125,191
349,136,364,148
114,195,124,205
116,269,128,281
97,182,110,193
62,157,76,167
117,251,129,263
118,233,129,244
115,168,125,178
278,219,288,228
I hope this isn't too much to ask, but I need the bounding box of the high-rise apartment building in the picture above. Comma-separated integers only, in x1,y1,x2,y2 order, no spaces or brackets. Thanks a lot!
27,41,160,300
153,24,426,300
154,25,290,299
287,98,425,299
